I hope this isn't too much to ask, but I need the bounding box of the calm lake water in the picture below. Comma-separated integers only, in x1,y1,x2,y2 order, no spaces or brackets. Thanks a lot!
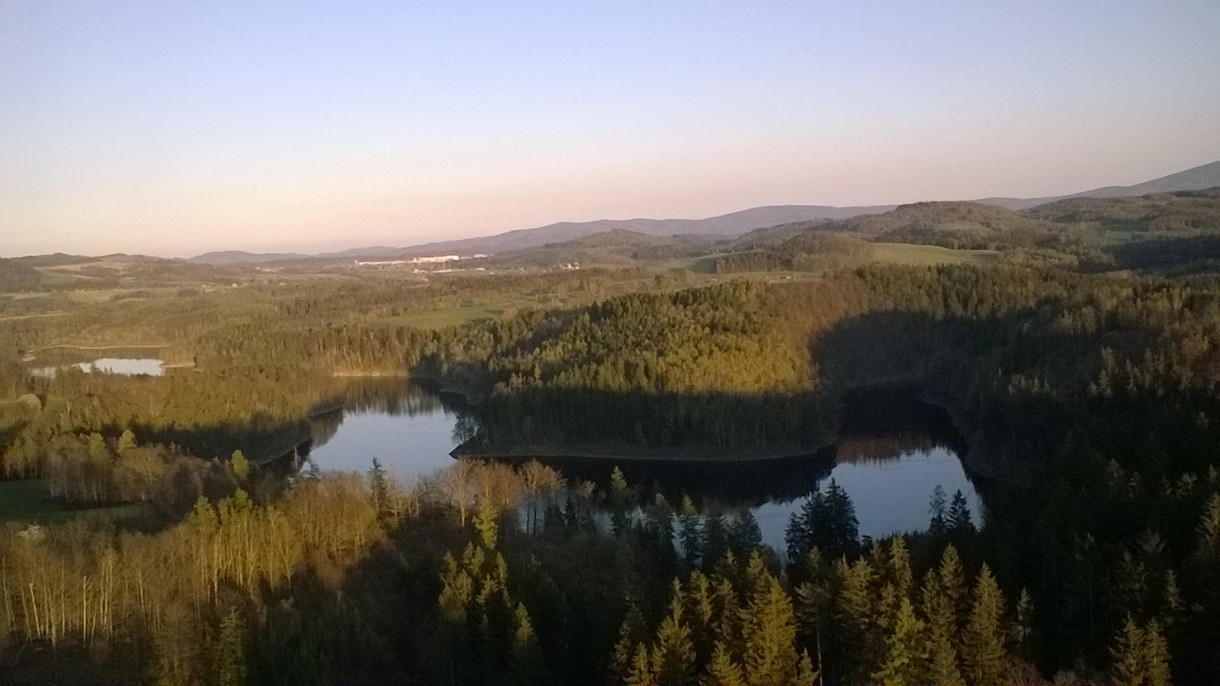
305,381,468,480
306,380,982,549
31,357,164,377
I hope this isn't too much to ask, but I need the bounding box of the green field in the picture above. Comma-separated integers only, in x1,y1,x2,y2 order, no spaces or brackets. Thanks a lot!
0,479,160,528
869,242,1000,266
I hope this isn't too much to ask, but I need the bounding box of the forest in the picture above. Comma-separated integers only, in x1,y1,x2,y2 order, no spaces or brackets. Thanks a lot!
1,190,1220,683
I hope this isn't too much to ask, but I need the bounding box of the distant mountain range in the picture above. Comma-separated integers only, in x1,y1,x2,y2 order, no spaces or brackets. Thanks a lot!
187,159,1220,265
975,159,1220,210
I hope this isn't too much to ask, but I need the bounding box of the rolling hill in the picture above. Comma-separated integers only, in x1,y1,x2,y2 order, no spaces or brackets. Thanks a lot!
376,204,898,259
187,250,309,266
180,158,1220,265
1022,188,1220,231
977,159,1220,210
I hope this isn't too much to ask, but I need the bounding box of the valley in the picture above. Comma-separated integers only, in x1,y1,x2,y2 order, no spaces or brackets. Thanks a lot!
2,176,1220,683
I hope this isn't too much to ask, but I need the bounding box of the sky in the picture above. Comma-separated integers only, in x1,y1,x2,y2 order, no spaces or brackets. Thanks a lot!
2,1,1219,258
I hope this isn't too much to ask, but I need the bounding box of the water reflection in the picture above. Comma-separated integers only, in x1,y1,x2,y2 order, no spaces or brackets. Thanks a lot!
31,357,164,377
305,380,983,550
305,380,468,480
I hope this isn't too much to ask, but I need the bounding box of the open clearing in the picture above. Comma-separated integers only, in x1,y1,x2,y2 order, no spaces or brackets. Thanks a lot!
868,243,1000,266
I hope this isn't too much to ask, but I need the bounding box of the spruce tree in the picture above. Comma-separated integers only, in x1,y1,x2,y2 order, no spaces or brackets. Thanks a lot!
610,466,633,536
937,544,968,640
794,549,834,680
947,490,975,540
702,640,745,686
962,564,1007,685
686,570,716,665
823,480,859,557
741,573,800,686
679,496,704,567
367,457,388,516
874,597,928,686
921,571,964,686
1013,588,1035,662
1109,615,1145,686
702,514,730,570
1143,619,1172,686
614,600,649,681
627,643,655,686
877,538,914,633
728,510,763,558
711,574,741,654
651,580,695,686
474,498,498,551
928,485,948,538
835,557,879,683
786,490,823,561
510,602,544,685
210,608,247,686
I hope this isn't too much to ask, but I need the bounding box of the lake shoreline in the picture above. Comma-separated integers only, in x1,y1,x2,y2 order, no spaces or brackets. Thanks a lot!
451,441,828,464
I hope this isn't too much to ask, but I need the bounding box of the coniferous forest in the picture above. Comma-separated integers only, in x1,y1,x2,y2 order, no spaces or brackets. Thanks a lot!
3,193,1220,684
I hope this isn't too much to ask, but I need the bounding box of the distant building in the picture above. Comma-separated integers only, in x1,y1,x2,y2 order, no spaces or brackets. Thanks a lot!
355,254,468,267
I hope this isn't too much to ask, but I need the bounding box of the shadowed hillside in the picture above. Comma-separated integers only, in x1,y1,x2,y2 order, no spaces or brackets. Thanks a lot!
1024,187,1220,231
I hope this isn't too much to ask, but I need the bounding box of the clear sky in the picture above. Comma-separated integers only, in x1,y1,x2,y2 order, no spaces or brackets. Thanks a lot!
3,1,1219,257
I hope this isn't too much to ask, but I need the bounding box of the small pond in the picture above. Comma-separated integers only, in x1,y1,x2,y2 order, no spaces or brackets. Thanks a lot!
30,357,165,377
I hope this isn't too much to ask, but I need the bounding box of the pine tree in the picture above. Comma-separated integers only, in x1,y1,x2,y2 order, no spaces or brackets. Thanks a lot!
1109,615,1145,686
210,607,247,686
937,544,968,640
710,574,741,654
679,495,704,566
794,549,834,681
702,515,730,570
610,466,633,536
614,600,649,681
877,538,914,633
962,564,1007,685
928,485,948,538
786,481,859,562
652,580,695,686
786,490,823,561
474,498,498,550
795,649,818,686
835,556,879,683
1143,619,1172,686
627,643,655,686
921,570,964,686
823,480,859,557
439,553,474,625
874,597,928,686
728,510,763,558
947,490,975,540
367,456,388,515
741,573,800,686
1013,588,1035,661
1200,493,1220,559
510,602,544,685
702,640,745,686
647,493,676,552
686,570,716,665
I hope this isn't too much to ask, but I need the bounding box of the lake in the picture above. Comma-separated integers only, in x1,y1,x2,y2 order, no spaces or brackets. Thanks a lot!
30,357,164,377
305,381,468,479
305,380,983,550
